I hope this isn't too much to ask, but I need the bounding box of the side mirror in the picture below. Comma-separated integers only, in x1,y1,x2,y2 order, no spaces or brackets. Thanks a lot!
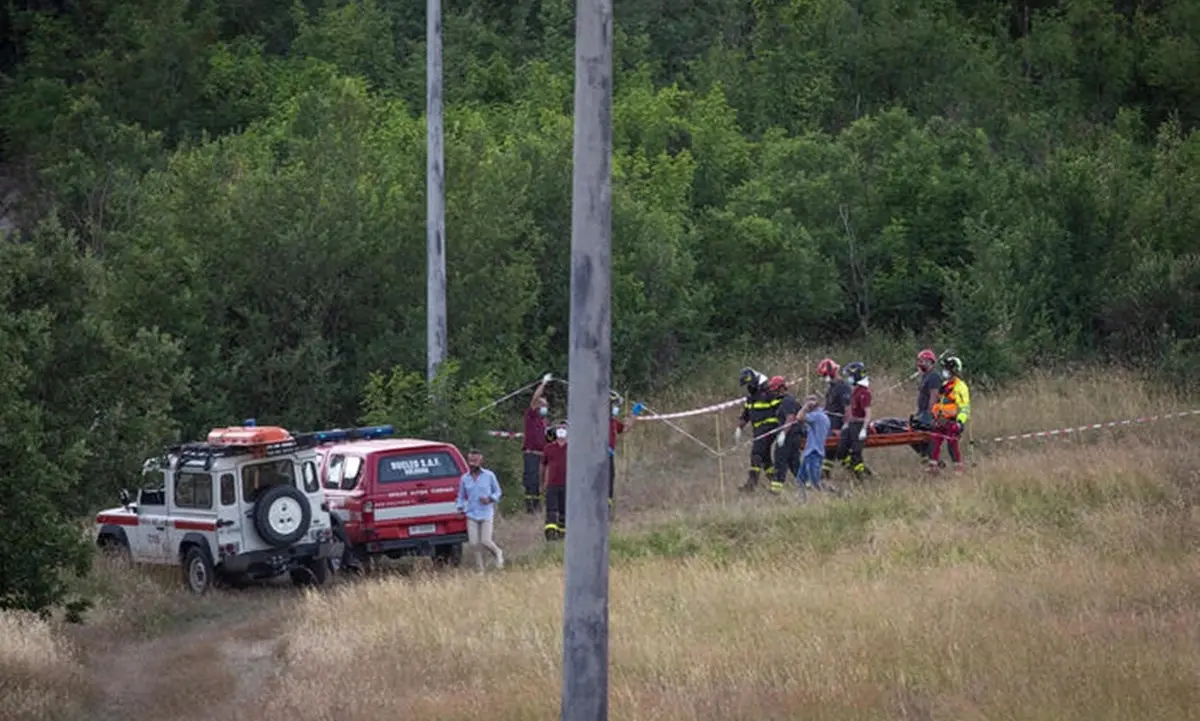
119,488,131,507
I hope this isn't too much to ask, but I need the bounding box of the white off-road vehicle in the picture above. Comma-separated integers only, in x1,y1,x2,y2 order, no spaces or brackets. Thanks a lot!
93,423,389,594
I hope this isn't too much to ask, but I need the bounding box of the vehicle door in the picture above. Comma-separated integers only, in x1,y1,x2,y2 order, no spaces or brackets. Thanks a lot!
167,467,217,559
214,472,242,556
237,458,305,549
298,452,330,541
322,452,365,534
372,448,465,539
132,468,173,564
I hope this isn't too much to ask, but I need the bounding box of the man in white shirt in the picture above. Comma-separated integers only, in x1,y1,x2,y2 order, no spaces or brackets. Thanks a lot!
456,449,504,571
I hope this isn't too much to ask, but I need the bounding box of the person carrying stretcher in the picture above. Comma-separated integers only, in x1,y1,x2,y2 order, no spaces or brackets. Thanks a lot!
910,348,942,461
927,356,970,474
816,358,852,478
773,377,806,494
832,361,872,482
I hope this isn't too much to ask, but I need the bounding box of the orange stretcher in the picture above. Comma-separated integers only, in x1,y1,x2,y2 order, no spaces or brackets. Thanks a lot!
823,429,931,451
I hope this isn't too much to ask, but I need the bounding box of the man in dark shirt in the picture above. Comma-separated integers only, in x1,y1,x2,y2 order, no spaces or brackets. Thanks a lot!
817,358,852,478
540,424,569,541
911,349,942,460
521,373,552,513
773,383,807,493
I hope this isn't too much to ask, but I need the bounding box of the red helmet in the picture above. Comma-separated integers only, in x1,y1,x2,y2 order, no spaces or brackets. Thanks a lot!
767,375,787,392
917,348,937,370
816,358,840,378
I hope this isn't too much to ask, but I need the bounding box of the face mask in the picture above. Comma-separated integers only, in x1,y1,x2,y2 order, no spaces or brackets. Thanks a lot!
555,428,567,440
942,369,951,379
538,406,548,417
823,376,832,385
611,405,620,417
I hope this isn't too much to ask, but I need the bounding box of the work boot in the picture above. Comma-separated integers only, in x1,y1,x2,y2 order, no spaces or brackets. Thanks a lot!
768,480,785,495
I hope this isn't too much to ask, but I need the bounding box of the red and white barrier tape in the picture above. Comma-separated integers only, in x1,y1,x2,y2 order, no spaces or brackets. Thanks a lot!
633,397,743,420
487,430,525,439
486,396,744,438
983,409,1200,444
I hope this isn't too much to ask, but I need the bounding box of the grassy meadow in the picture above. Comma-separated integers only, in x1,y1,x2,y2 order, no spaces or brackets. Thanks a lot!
3,358,1199,721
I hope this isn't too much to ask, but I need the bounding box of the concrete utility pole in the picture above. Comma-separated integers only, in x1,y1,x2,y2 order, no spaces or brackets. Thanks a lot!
561,0,613,718
426,0,447,382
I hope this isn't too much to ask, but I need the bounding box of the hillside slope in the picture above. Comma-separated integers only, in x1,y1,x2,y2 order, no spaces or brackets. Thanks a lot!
4,369,1199,721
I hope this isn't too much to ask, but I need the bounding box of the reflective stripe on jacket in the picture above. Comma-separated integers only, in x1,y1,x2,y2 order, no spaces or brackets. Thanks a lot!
740,390,782,430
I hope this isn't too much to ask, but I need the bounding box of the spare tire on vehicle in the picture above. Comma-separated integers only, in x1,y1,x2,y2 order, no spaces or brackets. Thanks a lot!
252,484,312,548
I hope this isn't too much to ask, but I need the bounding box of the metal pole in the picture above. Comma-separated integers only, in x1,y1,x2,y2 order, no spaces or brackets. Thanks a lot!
426,0,447,382
561,0,612,717
715,412,726,507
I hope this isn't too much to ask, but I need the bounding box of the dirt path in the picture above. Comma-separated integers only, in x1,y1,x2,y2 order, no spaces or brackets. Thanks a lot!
75,599,286,721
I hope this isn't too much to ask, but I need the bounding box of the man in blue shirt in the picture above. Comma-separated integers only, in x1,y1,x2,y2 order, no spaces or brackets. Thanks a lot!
456,449,504,571
794,395,832,500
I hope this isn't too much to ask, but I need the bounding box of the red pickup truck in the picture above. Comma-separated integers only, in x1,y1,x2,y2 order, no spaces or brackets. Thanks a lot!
317,437,469,569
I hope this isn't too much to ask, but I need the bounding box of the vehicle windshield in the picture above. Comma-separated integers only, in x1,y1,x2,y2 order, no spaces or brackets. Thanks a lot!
241,459,297,502
376,450,460,484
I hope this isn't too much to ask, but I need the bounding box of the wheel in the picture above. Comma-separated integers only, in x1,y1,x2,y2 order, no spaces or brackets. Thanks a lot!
252,484,312,548
97,534,132,564
182,546,215,595
432,543,462,568
339,545,369,574
290,558,331,587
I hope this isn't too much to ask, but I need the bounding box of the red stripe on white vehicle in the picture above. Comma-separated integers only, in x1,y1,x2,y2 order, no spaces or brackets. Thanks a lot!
96,514,138,527
173,519,217,532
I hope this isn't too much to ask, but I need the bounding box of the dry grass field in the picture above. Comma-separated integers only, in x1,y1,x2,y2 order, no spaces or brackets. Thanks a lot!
4,358,1199,721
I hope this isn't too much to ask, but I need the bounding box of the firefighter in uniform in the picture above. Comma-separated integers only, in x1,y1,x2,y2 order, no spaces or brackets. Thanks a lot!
831,361,872,481
816,358,852,477
735,372,784,493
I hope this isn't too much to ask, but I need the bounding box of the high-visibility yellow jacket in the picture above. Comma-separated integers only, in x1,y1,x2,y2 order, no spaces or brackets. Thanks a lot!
933,377,971,424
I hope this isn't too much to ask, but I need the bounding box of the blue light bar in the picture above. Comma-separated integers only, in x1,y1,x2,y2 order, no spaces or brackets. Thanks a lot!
311,429,350,444
357,424,395,439
308,424,395,444
244,418,257,427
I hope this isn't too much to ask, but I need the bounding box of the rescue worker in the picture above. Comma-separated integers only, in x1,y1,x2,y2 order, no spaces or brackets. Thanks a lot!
816,358,852,477
521,373,553,513
608,392,635,514
739,367,768,398
928,356,971,474
773,378,807,493
911,349,942,460
832,361,872,481
540,423,569,540
735,373,784,493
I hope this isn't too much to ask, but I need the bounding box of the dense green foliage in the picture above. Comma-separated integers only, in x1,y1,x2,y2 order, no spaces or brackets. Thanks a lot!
1,0,1198,612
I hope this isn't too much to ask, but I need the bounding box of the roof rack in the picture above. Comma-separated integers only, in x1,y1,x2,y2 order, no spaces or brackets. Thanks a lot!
165,424,395,471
